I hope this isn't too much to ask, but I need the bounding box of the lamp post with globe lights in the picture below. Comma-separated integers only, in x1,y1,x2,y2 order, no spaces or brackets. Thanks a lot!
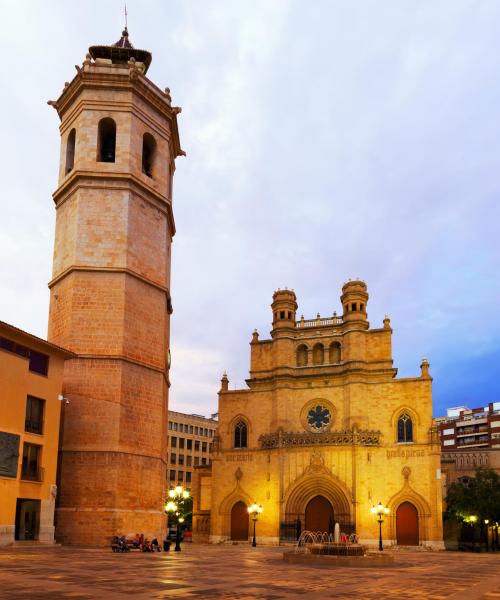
165,485,190,552
247,503,263,547
371,501,390,551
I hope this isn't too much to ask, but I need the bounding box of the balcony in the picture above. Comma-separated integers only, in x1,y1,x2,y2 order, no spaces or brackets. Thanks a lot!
456,438,489,448
456,426,489,437
296,315,343,328
456,417,488,426
24,419,43,435
20,466,44,483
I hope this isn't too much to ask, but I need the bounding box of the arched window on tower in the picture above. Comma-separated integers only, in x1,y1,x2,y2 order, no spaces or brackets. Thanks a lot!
397,413,413,443
65,128,76,174
297,344,308,367
142,132,156,177
97,118,116,163
312,343,324,365
234,421,248,449
329,341,341,363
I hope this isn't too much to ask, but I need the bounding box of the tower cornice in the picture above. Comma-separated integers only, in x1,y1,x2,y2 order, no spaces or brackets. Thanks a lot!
47,265,173,314
52,170,176,236
50,62,185,158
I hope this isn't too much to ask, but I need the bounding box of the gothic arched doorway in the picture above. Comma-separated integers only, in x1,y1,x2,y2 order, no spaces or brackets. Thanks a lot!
396,501,419,545
230,501,249,541
305,495,334,533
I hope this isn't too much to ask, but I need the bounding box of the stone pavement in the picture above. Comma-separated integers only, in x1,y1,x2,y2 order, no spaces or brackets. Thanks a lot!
0,544,498,599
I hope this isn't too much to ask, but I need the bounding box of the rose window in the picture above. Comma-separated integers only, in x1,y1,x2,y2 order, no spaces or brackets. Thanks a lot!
307,405,331,431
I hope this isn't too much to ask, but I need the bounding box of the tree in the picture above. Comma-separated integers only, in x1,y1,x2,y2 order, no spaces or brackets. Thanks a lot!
446,467,500,523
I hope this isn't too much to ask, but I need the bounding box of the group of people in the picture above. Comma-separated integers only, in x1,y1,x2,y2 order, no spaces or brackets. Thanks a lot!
132,533,162,552
115,533,162,552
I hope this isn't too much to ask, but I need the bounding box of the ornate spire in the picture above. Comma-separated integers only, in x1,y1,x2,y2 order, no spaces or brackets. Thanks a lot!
89,27,152,73
113,27,134,49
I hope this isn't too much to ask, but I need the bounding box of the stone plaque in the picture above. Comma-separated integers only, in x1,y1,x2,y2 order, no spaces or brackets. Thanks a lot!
0,432,20,478
225,453,253,463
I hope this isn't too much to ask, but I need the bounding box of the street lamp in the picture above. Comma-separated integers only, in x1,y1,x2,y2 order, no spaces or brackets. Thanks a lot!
247,503,263,547
371,501,390,551
466,515,478,552
164,486,190,552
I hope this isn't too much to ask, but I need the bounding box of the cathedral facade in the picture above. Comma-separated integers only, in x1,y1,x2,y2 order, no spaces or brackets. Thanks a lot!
193,281,444,548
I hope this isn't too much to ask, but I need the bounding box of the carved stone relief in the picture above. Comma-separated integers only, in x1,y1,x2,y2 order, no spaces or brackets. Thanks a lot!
0,432,20,478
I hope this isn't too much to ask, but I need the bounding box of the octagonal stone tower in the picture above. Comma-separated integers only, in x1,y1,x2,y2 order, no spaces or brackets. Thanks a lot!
47,29,184,545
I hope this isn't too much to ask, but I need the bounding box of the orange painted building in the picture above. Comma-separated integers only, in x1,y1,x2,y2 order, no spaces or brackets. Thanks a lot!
0,321,73,546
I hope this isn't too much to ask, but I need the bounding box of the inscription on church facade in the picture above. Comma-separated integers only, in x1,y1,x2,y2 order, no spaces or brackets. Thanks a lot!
226,453,253,462
386,448,425,459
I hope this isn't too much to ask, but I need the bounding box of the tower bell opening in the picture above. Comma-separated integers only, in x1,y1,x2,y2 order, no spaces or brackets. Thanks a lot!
97,118,116,163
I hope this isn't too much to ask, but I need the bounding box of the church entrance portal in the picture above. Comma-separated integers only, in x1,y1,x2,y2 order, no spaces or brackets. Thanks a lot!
230,501,249,540
305,495,334,533
396,501,419,545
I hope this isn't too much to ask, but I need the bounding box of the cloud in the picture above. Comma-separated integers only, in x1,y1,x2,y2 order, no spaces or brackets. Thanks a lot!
0,0,499,418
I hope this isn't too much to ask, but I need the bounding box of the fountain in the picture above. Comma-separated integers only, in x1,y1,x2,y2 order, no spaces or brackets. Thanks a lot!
283,530,394,567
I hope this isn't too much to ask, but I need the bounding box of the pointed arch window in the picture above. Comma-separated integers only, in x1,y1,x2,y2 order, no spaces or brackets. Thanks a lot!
397,413,413,443
65,128,76,174
234,421,248,449
97,117,116,163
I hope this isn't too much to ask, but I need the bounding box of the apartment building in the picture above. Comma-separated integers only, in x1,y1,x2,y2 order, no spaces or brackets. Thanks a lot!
435,403,500,508
436,403,500,451
167,411,218,488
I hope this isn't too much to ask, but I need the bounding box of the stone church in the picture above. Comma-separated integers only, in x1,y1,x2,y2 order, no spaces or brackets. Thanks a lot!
47,29,183,544
193,281,444,548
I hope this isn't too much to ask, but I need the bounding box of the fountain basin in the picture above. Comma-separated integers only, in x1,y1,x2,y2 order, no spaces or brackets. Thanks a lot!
309,542,365,556
283,551,394,568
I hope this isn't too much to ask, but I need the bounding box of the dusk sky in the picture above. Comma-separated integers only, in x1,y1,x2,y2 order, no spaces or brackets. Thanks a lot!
0,0,499,417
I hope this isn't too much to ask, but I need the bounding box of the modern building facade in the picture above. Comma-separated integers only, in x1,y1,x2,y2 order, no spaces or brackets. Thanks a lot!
0,321,73,546
436,404,500,451
47,29,184,544
167,411,218,488
193,281,444,548
435,403,500,506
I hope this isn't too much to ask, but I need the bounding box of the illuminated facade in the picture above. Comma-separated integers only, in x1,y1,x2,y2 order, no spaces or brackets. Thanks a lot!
193,281,444,548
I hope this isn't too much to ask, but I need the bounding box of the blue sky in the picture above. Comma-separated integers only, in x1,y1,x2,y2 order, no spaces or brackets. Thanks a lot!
0,0,499,417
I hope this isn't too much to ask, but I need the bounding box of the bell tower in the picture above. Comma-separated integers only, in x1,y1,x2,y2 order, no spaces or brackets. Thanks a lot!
47,29,184,544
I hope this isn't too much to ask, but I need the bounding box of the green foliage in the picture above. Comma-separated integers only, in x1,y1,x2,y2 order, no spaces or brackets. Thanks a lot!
165,492,193,529
181,496,193,529
446,468,500,523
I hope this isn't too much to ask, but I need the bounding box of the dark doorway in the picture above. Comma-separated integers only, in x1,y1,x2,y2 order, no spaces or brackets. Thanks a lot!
396,501,419,545
230,501,249,541
15,499,40,541
305,495,334,532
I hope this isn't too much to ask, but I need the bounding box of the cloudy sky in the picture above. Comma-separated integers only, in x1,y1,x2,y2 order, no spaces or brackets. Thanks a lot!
1,0,499,417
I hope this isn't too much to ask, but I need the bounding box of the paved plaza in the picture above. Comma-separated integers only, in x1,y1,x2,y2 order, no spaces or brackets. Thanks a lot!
0,544,498,600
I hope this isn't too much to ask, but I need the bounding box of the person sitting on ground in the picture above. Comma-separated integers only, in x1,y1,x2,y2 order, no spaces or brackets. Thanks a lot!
113,534,128,552
150,538,161,552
